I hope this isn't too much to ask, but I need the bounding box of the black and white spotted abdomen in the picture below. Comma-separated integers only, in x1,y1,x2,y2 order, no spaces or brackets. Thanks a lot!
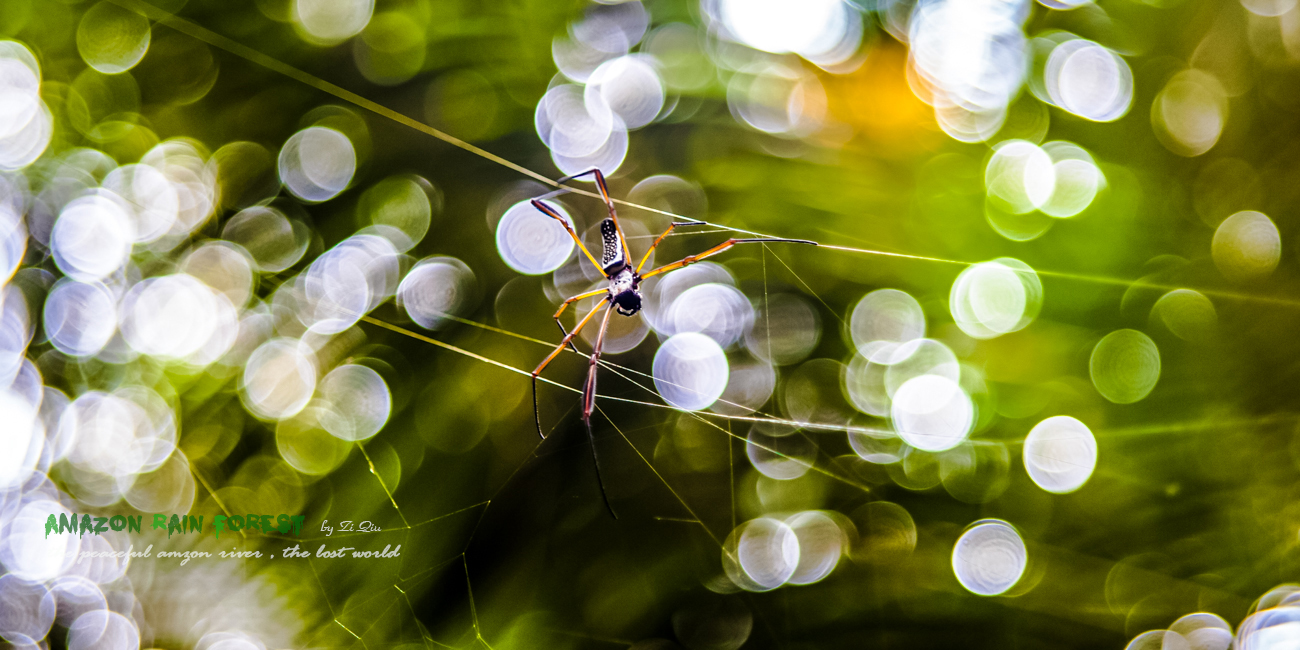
599,219,626,274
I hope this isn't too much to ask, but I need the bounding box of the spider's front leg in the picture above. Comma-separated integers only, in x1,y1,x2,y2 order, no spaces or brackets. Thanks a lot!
635,220,707,274
531,300,607,440
641,237,818,279
580,304,618,519
552,287,606,354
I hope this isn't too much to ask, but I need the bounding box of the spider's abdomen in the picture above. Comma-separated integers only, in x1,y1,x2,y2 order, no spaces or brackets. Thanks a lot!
600,219,626,274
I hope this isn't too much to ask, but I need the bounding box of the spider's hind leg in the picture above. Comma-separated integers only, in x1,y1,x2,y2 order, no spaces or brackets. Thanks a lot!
558,168,614,216
556,168,632,265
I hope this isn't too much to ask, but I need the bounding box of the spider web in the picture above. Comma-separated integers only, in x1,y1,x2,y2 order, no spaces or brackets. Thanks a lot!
88,1,1292,648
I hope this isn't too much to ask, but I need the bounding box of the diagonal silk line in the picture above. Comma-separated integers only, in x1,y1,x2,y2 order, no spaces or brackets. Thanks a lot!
361,314,898,436
107,0,704,224
816,232,1300,307
359,315,566,386
108,0,1300,308
109,0,555,185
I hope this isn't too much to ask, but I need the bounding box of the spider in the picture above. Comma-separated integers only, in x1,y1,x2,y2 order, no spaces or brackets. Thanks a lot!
527,168,816,517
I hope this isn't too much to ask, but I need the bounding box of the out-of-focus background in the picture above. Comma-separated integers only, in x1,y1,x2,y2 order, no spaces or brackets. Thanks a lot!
1,0,1299,648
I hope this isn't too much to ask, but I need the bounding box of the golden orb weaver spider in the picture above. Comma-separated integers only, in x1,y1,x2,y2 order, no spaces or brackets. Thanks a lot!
528,168,817,517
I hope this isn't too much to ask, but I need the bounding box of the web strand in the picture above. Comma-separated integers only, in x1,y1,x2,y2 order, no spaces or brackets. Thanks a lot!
103,0,1300,308
357,315,899,438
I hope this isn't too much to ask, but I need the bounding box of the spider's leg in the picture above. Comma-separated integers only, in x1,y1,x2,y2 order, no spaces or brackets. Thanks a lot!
640,237,818,279
558,168,632,264
559,168,615,217
581,304,618,518
531,198,606,275
634,220,707,274
531,298,609,439
553,287,607,354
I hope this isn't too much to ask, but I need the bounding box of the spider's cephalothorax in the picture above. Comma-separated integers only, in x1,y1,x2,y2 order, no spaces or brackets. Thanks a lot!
609,266,641,316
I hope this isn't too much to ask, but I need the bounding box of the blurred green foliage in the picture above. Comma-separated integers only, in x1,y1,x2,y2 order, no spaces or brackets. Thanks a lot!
8,0,1300,648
